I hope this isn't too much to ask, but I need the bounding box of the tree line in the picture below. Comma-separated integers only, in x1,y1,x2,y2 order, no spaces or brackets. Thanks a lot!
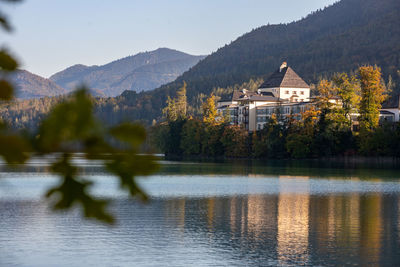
152,66,400,159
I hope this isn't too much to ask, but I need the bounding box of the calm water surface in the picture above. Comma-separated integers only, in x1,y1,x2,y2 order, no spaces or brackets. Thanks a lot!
1,158,400,266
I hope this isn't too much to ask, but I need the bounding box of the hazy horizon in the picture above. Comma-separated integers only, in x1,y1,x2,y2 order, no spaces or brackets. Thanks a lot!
1,0,337,78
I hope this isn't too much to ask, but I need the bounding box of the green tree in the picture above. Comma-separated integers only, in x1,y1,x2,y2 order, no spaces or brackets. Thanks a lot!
286,106,319,158
254,114,287,158
180,119,204,155
332,73,360,124
201,124,225,157
220,125,249,158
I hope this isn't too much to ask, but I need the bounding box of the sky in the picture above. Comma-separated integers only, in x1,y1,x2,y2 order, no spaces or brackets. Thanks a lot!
1,0,337,78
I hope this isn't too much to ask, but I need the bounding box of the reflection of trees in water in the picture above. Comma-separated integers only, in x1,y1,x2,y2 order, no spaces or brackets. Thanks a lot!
3,158,400,180
2,194,400,265
158,159,400,180
163,193,400,266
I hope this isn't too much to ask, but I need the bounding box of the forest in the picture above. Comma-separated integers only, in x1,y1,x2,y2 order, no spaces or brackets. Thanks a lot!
2,0,399,127
152,66,400,159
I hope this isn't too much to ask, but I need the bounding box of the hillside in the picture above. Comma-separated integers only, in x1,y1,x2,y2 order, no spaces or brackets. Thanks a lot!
50,48,205,97
107,0,400,124
11,70,67,99
2,0,399,128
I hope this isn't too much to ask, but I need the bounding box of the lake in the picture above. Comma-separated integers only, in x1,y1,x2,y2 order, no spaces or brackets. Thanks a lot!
1,157,400,266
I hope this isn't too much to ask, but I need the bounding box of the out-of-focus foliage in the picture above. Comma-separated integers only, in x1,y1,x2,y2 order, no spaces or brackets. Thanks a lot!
0,2,158,224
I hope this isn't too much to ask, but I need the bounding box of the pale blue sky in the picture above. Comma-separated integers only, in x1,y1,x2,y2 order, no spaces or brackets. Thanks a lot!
1,0,337,77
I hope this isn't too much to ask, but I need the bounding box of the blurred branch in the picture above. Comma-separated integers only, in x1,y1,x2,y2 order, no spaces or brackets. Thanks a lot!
0,0,158,224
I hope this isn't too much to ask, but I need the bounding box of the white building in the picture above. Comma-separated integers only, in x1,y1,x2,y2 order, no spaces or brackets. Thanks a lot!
257,62,310,102
218,62,313,131
217,62,400,132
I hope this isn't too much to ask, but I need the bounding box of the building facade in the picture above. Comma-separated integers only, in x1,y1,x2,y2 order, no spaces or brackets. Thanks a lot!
217,62,400,132
217,62,314,131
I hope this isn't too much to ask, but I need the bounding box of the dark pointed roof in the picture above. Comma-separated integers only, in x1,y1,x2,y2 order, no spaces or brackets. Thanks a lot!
259,66,309,89
232,90,257,101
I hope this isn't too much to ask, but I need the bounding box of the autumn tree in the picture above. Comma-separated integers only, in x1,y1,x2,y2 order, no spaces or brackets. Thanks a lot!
316,79,336,110
332,73,360,124
286,106,320,158
202,94,218,124
162,82,188,122
358,66,387,131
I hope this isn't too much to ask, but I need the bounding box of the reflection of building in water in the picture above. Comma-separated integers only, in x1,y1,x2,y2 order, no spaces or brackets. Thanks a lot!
164,198,186,232
276,176,310,265
308,191,383,265
310,193,364,262
398,197,400,241
327,194,361,246
277,193,310,265
227,195,278,249
360,194,382,262
207,197,215,229
246,195,277,240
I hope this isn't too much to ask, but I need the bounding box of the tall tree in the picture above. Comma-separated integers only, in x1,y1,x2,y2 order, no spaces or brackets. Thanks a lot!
358,66,387,131
316,79,336,110
202,94,218,124
162,82,188,121
332,73,360,124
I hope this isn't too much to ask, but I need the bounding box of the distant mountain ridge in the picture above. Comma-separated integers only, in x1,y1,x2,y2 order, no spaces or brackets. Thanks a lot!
3,0,399,128
11,70,67,99
49,48,206,96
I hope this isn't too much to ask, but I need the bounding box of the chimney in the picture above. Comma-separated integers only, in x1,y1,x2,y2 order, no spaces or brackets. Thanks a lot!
280,62,287,72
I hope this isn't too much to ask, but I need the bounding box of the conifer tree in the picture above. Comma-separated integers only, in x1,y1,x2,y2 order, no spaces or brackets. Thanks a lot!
162,82,188,121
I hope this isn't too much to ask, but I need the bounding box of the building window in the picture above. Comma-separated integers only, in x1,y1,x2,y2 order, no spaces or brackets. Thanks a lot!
285,90,289,94
300,91,304,95
293,91,297,95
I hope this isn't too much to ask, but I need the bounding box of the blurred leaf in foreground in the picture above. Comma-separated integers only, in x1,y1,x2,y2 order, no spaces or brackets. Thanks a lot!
34,89,159,224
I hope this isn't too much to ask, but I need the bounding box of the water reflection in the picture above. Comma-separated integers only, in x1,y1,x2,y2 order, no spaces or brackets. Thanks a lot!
1,192,400,266
2,155,400,180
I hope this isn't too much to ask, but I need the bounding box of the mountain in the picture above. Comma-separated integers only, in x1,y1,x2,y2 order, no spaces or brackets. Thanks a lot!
110,0,400,124
3,0,400,128
11,70,67,99
49,48,206,97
